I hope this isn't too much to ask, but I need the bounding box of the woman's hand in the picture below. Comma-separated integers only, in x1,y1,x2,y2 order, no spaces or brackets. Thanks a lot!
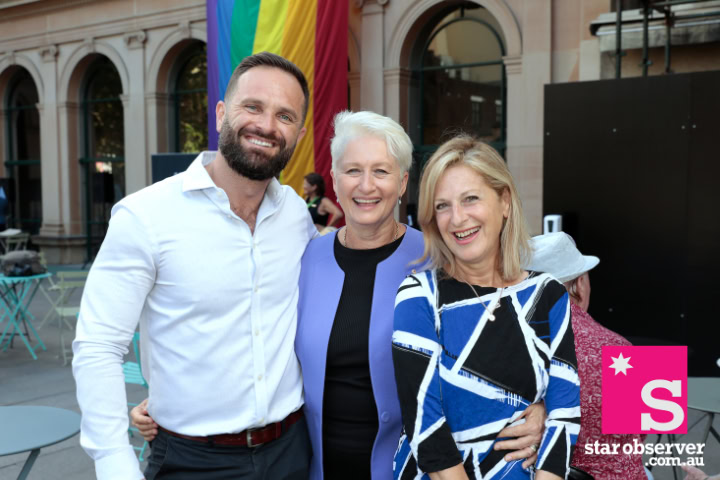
130,398,158,442
494,402,546,468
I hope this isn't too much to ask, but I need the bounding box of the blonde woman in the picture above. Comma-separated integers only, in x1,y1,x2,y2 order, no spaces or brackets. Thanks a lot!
392,136,580,480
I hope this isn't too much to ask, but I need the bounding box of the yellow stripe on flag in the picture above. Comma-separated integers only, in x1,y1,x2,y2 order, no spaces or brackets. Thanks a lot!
252,0,289,54
280,0,317,195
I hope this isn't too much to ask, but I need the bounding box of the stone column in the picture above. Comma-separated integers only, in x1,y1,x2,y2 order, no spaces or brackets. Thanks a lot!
384,66,411,220
504,0,552,235
383,66,410,126
122,31,149,194
38,45,64,238
146,92,172,158
35,100,86,263
358,0,388,113
348,72,361,111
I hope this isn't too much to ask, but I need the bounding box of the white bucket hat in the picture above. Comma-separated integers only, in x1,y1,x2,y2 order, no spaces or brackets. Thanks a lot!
526,232,599,283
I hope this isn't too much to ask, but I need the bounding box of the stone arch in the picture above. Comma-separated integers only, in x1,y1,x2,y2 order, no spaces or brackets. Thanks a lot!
147,24,206,93
59,40,128,104
347,27,362,111
386,0,521,69
57,44,127,240
0,60,43,229
0,53,44,105
146,26,206,154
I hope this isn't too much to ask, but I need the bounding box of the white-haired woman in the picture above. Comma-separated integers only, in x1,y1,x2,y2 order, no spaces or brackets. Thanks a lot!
393,136,580,480
294,110,423,480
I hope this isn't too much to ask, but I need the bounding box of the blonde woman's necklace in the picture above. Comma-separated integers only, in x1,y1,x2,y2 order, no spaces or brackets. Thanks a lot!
466,281,505,321
343,222,399,249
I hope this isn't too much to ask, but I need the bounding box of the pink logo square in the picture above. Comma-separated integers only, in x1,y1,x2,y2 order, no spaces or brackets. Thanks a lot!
602,346,687,434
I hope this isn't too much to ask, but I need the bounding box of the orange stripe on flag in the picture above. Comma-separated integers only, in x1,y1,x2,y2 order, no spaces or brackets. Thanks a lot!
280,0,317,195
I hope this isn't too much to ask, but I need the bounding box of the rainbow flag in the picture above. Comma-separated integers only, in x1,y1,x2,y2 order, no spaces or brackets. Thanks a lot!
206,0,348,199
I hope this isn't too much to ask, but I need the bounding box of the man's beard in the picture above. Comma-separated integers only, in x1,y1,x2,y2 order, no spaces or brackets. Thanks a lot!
218,118,295,181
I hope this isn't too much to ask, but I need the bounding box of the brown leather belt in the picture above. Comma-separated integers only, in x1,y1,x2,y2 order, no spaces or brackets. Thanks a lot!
158,409,303,447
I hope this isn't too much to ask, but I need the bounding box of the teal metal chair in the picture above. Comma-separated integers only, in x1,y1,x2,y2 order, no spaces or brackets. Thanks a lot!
123,332,149,461
46,271,88,365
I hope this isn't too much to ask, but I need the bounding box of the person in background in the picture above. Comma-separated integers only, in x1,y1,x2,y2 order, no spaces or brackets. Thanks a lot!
303,172,343,231
393,136,580,480
527,232,647,479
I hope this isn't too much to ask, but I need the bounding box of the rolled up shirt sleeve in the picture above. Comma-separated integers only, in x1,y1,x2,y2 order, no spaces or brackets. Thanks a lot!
72,201,156,480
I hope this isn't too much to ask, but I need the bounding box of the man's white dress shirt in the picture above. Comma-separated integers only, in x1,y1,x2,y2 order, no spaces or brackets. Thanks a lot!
72,152,317,480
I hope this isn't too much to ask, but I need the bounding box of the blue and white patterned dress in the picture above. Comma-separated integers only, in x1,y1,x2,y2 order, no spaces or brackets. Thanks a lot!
392,269,581,480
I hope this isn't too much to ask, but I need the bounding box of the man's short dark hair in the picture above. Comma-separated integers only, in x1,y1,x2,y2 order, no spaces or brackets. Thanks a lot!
224,51,310,123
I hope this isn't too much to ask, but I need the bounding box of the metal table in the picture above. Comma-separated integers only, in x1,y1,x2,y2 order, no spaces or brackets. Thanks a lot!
0,406,81,480
0,273,51,359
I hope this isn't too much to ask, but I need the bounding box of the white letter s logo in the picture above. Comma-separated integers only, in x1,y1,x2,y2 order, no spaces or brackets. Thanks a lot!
640,379,684,431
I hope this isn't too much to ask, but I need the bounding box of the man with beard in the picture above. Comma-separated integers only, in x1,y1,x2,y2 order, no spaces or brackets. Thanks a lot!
72,52,317,480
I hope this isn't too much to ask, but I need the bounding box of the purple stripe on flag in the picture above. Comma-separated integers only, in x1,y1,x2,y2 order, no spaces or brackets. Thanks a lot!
206,0,220,150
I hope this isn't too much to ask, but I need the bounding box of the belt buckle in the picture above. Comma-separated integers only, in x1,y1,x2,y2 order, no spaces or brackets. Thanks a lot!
246,428,262,448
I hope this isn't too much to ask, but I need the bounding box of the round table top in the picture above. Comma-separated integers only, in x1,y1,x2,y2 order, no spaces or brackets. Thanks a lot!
0,272,52,283
688,377,720,415
0,406,81,456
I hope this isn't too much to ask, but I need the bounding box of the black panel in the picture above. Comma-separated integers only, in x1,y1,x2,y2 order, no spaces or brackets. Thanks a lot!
151,153,196,183
686,71,720,376
544,71,720,377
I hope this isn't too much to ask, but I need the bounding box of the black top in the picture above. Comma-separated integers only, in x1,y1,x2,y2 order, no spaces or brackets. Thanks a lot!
307,197,329,226
322,232,403,478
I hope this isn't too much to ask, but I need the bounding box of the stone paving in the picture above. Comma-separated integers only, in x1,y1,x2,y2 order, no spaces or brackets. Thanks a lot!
0,269,717,479
0,273,147,480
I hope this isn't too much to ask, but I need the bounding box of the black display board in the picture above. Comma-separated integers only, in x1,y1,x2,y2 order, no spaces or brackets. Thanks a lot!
151,153,197,184
544,71,720,377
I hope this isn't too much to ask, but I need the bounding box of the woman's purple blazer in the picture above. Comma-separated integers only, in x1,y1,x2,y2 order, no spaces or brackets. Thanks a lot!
295,227,424,480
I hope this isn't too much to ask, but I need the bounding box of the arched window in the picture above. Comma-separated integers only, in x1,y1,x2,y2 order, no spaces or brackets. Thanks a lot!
4,68,41,234
172,43,207,153
81,56,124,259
418,6,506,153
405,5,507,226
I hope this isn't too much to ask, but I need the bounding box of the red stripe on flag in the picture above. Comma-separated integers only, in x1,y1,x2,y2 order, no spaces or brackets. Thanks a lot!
313,0,348,203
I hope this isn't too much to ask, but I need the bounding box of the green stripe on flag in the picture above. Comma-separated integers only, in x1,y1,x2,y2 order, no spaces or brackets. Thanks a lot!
231,0,262,69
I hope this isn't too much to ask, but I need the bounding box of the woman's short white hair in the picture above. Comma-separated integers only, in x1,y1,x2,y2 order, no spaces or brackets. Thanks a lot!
330,110,413,174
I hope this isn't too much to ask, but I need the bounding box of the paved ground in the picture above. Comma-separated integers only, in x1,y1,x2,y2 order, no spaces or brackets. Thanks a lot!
0,269,718,479
0,272,147,480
